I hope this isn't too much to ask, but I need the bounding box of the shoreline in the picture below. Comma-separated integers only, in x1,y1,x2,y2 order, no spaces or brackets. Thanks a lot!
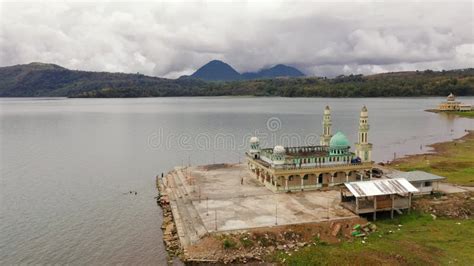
155,175,183,263
3,95,474,99
425,108,474,118
391,130,474,186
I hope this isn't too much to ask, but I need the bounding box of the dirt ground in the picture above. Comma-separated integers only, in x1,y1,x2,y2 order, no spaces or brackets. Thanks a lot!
412,191,474,219
185,217,367,264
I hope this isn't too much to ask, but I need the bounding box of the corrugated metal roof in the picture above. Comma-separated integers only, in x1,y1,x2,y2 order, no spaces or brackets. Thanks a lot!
345,178,418,197
386,171,446,182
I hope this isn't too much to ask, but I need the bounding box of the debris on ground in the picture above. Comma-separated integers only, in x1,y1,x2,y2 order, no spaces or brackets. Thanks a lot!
412,192,474,219
185,217,366,264
351,222,377,237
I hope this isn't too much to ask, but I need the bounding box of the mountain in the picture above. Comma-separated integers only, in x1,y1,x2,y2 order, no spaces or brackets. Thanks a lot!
242,64,305,79
190,60,241,81
190,60,306,81
0,62,207,97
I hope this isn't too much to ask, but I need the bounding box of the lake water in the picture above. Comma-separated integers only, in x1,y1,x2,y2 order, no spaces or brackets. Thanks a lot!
1,97,472,264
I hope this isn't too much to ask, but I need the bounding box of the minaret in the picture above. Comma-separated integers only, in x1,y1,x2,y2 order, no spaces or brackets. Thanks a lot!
320,106,333,145
249,137,261,159
355,106,373,162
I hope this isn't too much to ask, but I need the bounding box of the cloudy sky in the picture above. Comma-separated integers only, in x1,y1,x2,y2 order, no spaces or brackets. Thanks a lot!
0,0,473,78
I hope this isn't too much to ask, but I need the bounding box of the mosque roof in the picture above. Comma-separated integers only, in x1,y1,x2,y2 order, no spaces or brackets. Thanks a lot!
273,145,285,154
447,93,455,101
250,136,259,143
330,131,350,147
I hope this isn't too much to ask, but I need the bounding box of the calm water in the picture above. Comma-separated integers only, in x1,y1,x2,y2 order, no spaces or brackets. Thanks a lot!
1,97,472,264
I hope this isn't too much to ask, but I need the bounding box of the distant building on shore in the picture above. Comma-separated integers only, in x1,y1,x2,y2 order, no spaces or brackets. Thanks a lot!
438,93,472,112
246,106,374,192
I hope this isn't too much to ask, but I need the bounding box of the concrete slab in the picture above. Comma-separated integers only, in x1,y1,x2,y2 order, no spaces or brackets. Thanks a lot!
167,163,357,240
193,189,354,232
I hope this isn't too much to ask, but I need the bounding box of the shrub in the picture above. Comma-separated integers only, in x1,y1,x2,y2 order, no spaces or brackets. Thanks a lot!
223,238,237,249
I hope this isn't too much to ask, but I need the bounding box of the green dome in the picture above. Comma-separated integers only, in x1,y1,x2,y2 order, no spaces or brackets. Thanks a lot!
330,131,349,147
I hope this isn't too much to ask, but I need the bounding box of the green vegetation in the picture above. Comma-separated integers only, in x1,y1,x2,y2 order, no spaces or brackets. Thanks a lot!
222,237,237,249
1,63,474,97
70,69,474,98
393,132,474,186
452,111,474,118
276,213,474,265
239,235,254,248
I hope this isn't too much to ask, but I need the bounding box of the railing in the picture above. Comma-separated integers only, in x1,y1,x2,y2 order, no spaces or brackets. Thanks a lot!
274,162,370,171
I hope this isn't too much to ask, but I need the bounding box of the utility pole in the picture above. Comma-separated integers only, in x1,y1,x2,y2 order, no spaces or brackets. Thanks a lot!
206,197,209,216
327,197,330,220
275,203,278,225
215,210,217,231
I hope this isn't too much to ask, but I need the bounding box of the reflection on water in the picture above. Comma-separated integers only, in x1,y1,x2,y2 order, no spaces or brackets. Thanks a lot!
0,97,472,264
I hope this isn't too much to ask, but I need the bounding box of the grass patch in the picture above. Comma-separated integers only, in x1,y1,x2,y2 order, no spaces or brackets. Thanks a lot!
239,235,254,248
452,111,474,118
276,213,474,265
393,132,474,186
222,237,237,249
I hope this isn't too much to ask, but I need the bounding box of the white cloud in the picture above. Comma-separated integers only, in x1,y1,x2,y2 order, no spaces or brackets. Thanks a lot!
0,1,472,78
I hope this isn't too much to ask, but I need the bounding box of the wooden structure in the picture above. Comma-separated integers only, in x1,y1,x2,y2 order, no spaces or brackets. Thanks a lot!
341,178,418,220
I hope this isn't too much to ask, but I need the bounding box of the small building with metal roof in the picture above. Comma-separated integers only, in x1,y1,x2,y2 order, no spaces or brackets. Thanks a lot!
341,178,418,220
385,170,446,195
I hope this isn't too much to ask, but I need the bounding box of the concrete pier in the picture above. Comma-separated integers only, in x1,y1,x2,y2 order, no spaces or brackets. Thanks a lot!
159,163,358,248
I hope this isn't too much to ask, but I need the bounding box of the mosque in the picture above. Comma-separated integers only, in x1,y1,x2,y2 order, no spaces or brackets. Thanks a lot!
246,106,374,192
438,93,472,112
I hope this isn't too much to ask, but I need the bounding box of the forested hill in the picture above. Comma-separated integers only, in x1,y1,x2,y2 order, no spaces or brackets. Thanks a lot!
0,62,208,97
0,62,473,97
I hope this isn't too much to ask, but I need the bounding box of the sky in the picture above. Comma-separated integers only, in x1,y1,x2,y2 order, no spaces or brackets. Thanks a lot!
0,0,473,78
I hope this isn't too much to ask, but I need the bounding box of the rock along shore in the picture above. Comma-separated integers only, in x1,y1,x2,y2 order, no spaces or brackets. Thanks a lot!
156,174,183,263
